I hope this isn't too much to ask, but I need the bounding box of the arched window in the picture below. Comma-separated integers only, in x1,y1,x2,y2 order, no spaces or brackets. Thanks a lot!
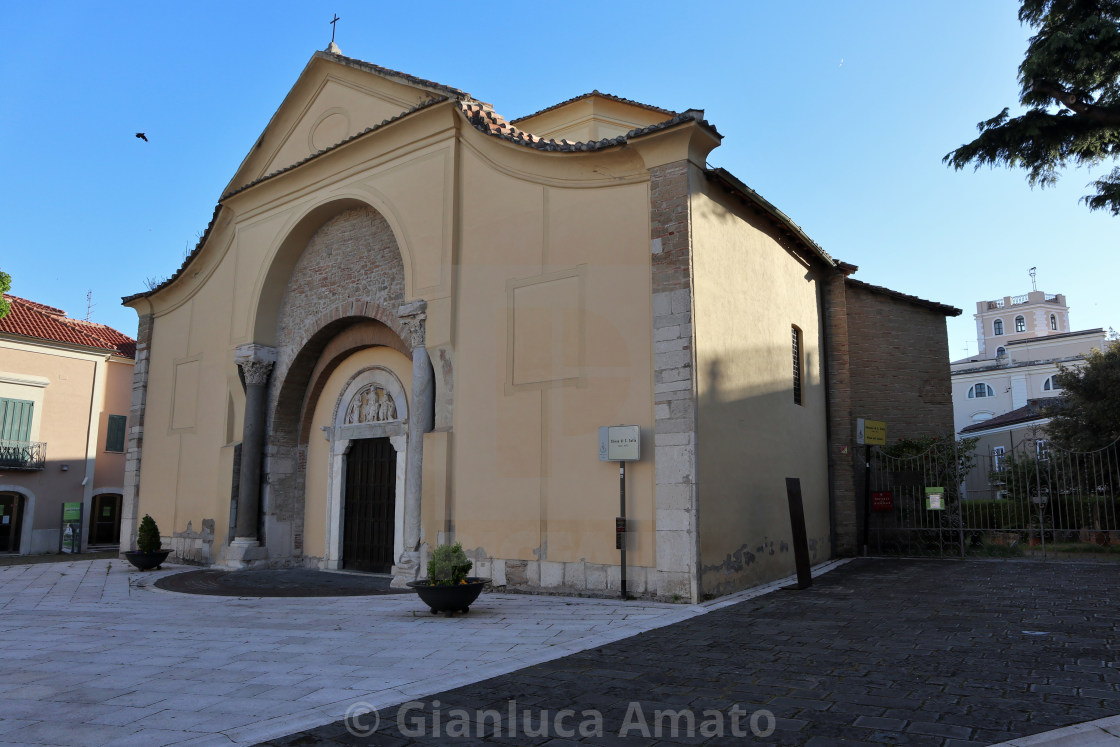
1042,375,1062,392
996,346,1006,358
1015,316,1026,333
1050,314,1057,330
993,319,1004,336
968,383,995,398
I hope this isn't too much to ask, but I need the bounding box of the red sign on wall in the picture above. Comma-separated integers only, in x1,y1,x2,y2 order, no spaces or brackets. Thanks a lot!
872,491,894,512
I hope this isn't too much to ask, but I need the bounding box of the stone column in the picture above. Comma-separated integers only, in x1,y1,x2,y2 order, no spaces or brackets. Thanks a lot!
392,301,434,586
228,344,276,567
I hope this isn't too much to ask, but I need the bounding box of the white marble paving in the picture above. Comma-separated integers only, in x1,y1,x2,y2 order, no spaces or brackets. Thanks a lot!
0,559,704,746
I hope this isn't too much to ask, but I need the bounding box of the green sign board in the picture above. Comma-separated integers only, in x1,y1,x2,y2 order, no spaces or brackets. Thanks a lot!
925,487,945,511
61,503,82,553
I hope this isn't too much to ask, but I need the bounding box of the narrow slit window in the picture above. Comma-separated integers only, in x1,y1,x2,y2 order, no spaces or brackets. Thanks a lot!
792,325,803,406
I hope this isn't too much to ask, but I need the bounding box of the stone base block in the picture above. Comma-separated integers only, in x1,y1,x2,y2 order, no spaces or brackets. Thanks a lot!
390,550,421,588
219,537,268,570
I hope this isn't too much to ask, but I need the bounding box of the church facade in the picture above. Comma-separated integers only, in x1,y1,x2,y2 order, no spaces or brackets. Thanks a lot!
122,47,958,601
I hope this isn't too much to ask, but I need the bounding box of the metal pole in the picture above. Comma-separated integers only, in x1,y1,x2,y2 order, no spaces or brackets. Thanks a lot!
619,461,627,600
862,444,872,556
955,439,966,558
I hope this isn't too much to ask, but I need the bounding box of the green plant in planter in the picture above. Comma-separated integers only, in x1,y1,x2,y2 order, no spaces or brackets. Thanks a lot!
137,514,162,554
427,542,472,586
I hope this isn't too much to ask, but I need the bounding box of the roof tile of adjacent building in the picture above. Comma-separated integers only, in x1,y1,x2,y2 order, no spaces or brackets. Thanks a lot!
845,277,962,317
1005,328,1105,345
959,398,1051,434
1,295,136,358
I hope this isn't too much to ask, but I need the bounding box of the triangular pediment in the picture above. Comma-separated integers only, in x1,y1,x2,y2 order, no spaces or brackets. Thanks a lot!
223,51,464,197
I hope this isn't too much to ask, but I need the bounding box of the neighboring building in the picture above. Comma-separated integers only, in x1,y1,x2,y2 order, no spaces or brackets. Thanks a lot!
952,290,1107,432
959,399,1051,481
122,46,959,600
0,295,136,554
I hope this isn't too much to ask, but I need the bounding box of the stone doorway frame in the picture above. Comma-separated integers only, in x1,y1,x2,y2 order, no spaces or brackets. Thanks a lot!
323,366,409,571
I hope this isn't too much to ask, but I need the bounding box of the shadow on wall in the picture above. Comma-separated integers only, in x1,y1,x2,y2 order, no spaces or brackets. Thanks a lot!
693,347,832,597
0,458,125,554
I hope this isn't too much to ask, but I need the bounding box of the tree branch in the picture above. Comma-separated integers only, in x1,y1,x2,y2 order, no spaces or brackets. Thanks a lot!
1028,79,1120,125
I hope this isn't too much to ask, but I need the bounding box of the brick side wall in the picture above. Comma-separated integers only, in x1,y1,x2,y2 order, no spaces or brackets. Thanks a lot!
844,282,955,550
845,284,955,438
649,160,698,602
822,276,857,555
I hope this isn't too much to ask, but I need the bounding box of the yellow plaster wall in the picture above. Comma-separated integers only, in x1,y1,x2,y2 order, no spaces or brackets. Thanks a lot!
136,243,239,544
690,187,832,595
515,97,670,144
92,358,133,489
447,148,655,567
302,346,413,560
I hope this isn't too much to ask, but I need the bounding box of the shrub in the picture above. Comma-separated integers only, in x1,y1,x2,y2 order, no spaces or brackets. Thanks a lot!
137,514,162,554
427,542,472,586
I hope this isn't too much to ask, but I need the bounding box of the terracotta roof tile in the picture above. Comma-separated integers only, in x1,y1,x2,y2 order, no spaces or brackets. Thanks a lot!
510,90,677,124
1,295,136,358
460,102,719,152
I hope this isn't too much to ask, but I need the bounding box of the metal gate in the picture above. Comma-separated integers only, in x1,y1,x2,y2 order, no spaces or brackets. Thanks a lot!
867,435,1120,558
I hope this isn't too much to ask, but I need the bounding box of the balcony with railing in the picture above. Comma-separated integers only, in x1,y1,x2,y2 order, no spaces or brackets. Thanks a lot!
0,440,46,470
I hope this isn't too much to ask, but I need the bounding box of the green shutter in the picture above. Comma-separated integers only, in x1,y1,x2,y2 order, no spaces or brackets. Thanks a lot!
105,414,127,452
0,399,33,443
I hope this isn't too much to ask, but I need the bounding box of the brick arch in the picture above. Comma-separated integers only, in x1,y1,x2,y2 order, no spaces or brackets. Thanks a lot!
296,319,411,446
250,195,414,347
261,204,409,558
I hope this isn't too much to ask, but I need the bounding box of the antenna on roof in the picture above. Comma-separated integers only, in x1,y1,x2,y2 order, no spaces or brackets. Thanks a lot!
1029,266,1037,291
84,290,95,322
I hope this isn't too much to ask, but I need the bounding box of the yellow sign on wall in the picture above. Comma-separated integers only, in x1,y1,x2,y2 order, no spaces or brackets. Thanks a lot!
857,418,887,445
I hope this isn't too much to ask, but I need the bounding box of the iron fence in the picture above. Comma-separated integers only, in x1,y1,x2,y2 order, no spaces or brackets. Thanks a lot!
0,440,46,470
867,434,1120,558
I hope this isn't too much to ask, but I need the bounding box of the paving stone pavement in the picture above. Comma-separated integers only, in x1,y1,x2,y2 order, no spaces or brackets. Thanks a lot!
263,559,1120,746
0,558,712,746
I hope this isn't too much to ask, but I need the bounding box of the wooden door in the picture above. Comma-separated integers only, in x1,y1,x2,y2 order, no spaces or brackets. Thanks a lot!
342,438,396,572
0,494,23,553
89,494,122,546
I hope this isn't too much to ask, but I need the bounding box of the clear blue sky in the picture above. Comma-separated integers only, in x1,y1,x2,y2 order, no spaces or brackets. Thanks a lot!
1,1,1115,359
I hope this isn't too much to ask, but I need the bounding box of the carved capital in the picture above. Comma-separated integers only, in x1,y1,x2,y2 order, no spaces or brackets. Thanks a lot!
398,300,428,350
239,359,274,386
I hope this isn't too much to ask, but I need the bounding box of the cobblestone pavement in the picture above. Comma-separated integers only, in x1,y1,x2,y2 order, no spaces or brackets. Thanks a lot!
265,559,1120,746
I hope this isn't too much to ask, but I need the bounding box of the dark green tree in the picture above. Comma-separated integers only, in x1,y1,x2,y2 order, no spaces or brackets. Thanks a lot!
136,514,163,554
944,0,1120,214
0,270,10,319
1045,343,1120,450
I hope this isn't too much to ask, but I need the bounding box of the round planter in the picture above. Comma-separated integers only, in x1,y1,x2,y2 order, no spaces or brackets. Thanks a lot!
124,550,171,571
406,577,490,616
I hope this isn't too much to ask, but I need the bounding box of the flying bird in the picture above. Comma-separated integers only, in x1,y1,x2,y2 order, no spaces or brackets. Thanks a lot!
135,132,148,142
